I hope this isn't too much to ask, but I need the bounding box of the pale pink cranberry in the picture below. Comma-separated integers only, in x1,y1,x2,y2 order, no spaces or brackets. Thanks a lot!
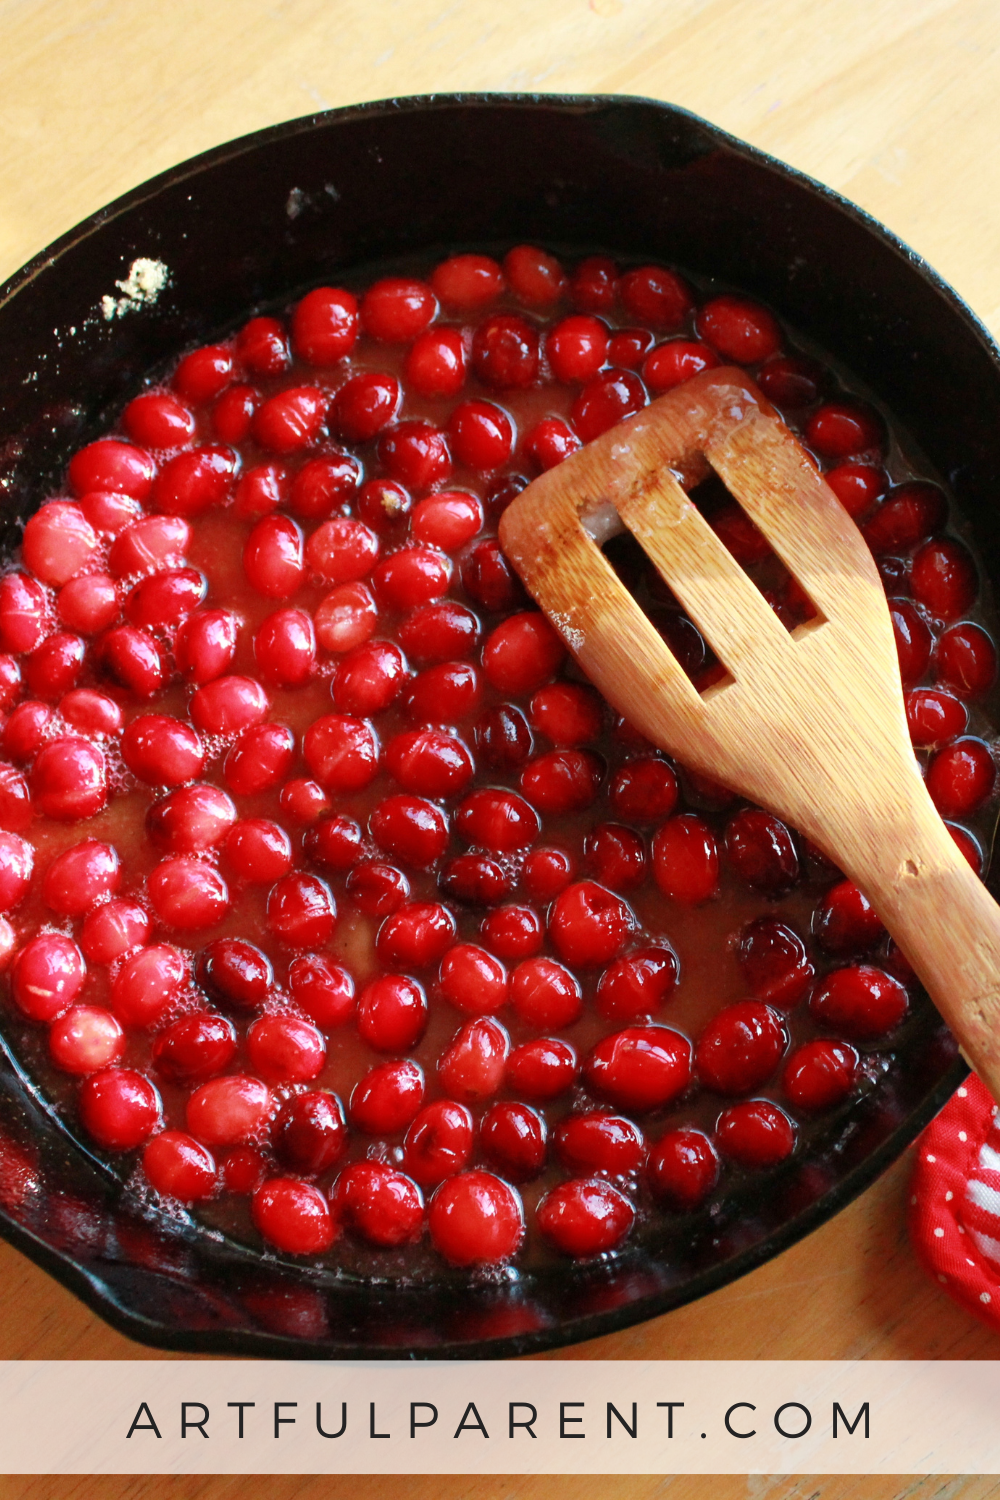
225,819,292,883
510,956,582,1028
696,1000,787,1095
404,661,482,723
152,1013,237,1085
147,784,236,854
555,1112,646,1175
173,344,234,402
651,814,719,903
79,1068,160,1150
370,794,449,867
273,1091,349,1174
58,688,122,736
4,700,54,763
0,830,32,910
716,1100,796,1168
125,567,206,631
252,1178,335,1255
447,400,515,471
291,286,359,364
428,1169,523,1265
455,788,540,851
25,632,86,701
404,328,467,399
306,521,378,590
483,612,564,695
108,515,190,577
431,253,504,309
22,502,99,585
376,901,456,968
196,937,272,1009
31,738,107,819
314,582,377,652
224,722,294,795
596,947,679,1022
253,386,327,453
784,1039,859,1111
357,974,429,1052
0,573,47,654
647,1128,719,1208
439,944,508,1016
437,1016,509,1103
331,639,408,716
175,609,239,684
809,964,908,1039
112,944,186,1027
0,763,32,831
148,857,229,929
49,1005,125,1074
80,899,150,965
186,1075,271,1146
143,1131,217,1202
68,439,156,500
350,1058,425,1135
233,462,290,521
266,872,336,946
537,1178,634,1257
585,1025,693,1112
190,675,269,735
302,713,379,792
247,1014,326,1082
288,953,355,1029
152,446,237,515
506,1036,579,1101
121,714,205,785
332,1161,424,1248
78,490,143,535
331,372,401,443
481,904,544,961
42,839,119,915
11,933,84,1020
548,881,634,967
279,779,330,823
403,1100,474,1186
243,515,305,598
97,623,167,697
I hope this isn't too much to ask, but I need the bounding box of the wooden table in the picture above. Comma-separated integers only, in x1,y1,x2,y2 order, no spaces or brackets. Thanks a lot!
3,2,1000,1496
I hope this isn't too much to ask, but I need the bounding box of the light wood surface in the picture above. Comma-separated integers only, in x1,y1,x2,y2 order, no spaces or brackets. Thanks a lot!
2,2,1000,1497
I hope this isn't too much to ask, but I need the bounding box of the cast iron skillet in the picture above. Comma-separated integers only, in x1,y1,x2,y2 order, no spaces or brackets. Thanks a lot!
0,92,989,1358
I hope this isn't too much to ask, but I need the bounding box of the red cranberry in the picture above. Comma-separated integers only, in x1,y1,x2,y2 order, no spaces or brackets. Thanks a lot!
521,749,603,816
273,1091,348,1174
108,514,190,577
537,1178,633,1257
79,1069,160,1151
252,1179,334,1256
607,328,654,367
524,416,582,471
596,946,678,1022
174,344,234,402
152,446,237,515
572,368,646,442
223,722,294,796
361,276,436,342
619,265,692,329
0,763,31,832
584,1025,693,1112
11,933,84,1020
254,607,315,686
225,819,293,884
652,814,719,904
196,938,272,1010
404,328,467,399
313,582,376,653
584,823,646,891
521,846,575,902
331,639,407,716
481,904,544,961
805,401,883,459
935,618,998,698
570,254,617,313
826,463,885,520
191,675,270,736
236,316,290,374
57,573,119,635
350,1059,424,1135
331,372,401,443
438,1016,509,1103
546,315,608,383
440,852,510,906
80,899,150,965
716,1101,796,1168
22,502,99,585
143,1131,217,1202
289,451,361,521
49,1006,125,1075
301,714,378,793
405,661,482,723
42,839,118,916
609,759,678,822
252,385,328,454
376,901,455,969
332,1161,424,1247
220,1146,267,1195
175,608,239,684
398,600,480,664
863,480,946,551
0,828,31,912
431,254,504,309
151,1013,237,1084
929,736,997,816
306,517,379,584
481,1102,546,1180
148,856,229,930
31,738,107,819
724,808,799,893
357,973,428,1052
112,944,186,1027
356,478,412,533
121,714,204,785
549,881,634,968
243,515,304,598
58,688,121,737
279,779,330,823
506,1036,578,1101
79,489,142,535
403,1100,474,1186
504,244,566,305
555,1112,645,1175
68,439,155,501
239,463,295,527
905,686,968,745
456,788,540,852
213,384,258,443
4,700,53,763
784,1039,859,1111
473,705,533,772
0,573,46,654
737,917,814,1007
97,624,166,697
696,1000,787,1095
890,600,933,685
247,1014,326,1082
527,683,601,748
186,1075,271,1146
378,423,451,492
462,539,525,614
266,873,336,946
372,545,451,613
428,1169,523,1265
510,956,582,1028
291,286,358,364
440,943,508,1016
810,964,908,1038
288,953,355,1028
370,794,449,867
756,355,822,407
643,339,719,392
647,1127,719,1208
814,879,885,955
483,612,563,695
448,400,515,471
696,295,781,362
303,815,363,875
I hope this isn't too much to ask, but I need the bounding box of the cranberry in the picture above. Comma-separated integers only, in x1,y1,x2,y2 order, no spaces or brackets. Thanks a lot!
456,788,540,851
716,1101,796,1168
521,749,603,816
549,882,634,968
4,700,53,763
356,478,412,533
196,938,272,1009
151,1013,237,1084
405,661,482,723
313,583,377,653
109,514,190,578
0,655,21,714
607,328,654,367
49,1006,125,1075
112,943,186,1027
190,675,269,735
555,1112,645,1175
361,276,436,342
438,1016,509,1102
58,687,122,737
0,763,30,833
143,1131,217,1202
523,416,582,471
331,372,401,442
332,1161,424,1247
174,344,234,402
80,899,150,965
148,856,229,930
147,785,235,856
377,901,455,969
814,879,885,955
220,1147,267,1195
584,823,646,892
510,956,582,1029
403,1100,474,1186
350,1059,424,1138
826,463,885,520
68,439,155,501
643,339,719,393
224,722,294,795
483,613,563,696
481,903,544,961
810,964,908,1038
570,255,617,313
440,852,510,905
890,600,933,685
175,608,239,684
949,824,983,873
42,839,119,915
225,819,292,885
306,518,379,585
121,714,204,785
31,738,107,819
428,1169,523,1265
243,515,305,598
252,1179,334,1255
537,1178,633,1257
756,355,823,407
11,933,84,1020
411,492,483,554
807,401,885,460
932,735,998,816
521,846,575,902
696,295,781,362
572,368,646,442
696,1000,787,1095
370,795,449,867
239,462,293,526
473,705,533,772
724,808,799,893
186,1075,271,1146
97,624,167,697
737,916,814,1007
279,779,330,823
266,873,336,947
303,815,362,875
398,600,480,665
609,759,678,822
462,539,525,613
481,1102,547,1180
247,1014,326,1082
596,946,679,1022
546,315,608,383
506,1036,578,1101
439,943,507,1016
905,686,968,745
78,1068,160,1151
288,953,355,1029
22,502,99,585
784,1039,859,1111
935,623,997,697
504,244,567,306
236,316,289,375
448,400,515,471
431,254,504,309
291,286,359,364
79,490,142,535
254,607,316,686
709,504,771,565
331,639,407,716
273,1091,348,1174
863,481,946,552
647,1128,719,1208
650,814,719,904
585,1025,693,1112
57,574,119,635
152,446,237,515
404,328,467,399
289,451,361,521
356,973,427,1052
379,421,452,490
0,829,32,912
0,573,46,654
213,385,258,443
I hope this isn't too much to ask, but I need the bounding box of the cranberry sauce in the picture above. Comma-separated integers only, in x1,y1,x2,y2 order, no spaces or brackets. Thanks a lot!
0,244,994,1277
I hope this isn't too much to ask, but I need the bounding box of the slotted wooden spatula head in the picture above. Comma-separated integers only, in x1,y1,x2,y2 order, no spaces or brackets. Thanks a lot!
499,366,1000,1099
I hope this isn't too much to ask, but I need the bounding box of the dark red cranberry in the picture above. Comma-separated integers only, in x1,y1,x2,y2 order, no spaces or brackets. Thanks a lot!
331,372,401,443
696,1000,787,1095
584,823,646,891
273,1091,348,1174
235,316,290,375
378,420,452,489
370,794,448,867
890,600,933,685
536,1178,634,1257
571,368,646,442
620,265,692,329
935,622,997,697
814,879,885,955
289,451,361,521
151,1013,237,1085
925,737,996,817
345,861,410,916
826,463,885,519
596,946,678,1022
97,624,166,697
440,853,511,906
555,1112,645,1175
805,400,883,459
756,355,822,406
736,917,814,1007
462,539,526,613
716,1101,796,1168
570,255,618,313
403,1101,474,1187
481,1102,547,1181
288,953,355,1029
266,873,337,947
195,939,272,1010
724,808,799,893
355,478,412,534
472,312,539,390
647,1128,719,1208
784,1040,859,1111
473,705,533,770
610,758,678,822
607,327,654,367
520,749,603,815
863,481,947,552
910,538,978,620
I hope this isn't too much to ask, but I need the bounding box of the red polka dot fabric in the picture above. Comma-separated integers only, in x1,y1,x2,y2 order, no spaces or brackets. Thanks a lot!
909,1075,1000,1330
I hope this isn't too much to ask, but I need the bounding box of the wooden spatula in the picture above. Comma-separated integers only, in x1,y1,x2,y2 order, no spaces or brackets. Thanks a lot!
498,366,1000,1099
